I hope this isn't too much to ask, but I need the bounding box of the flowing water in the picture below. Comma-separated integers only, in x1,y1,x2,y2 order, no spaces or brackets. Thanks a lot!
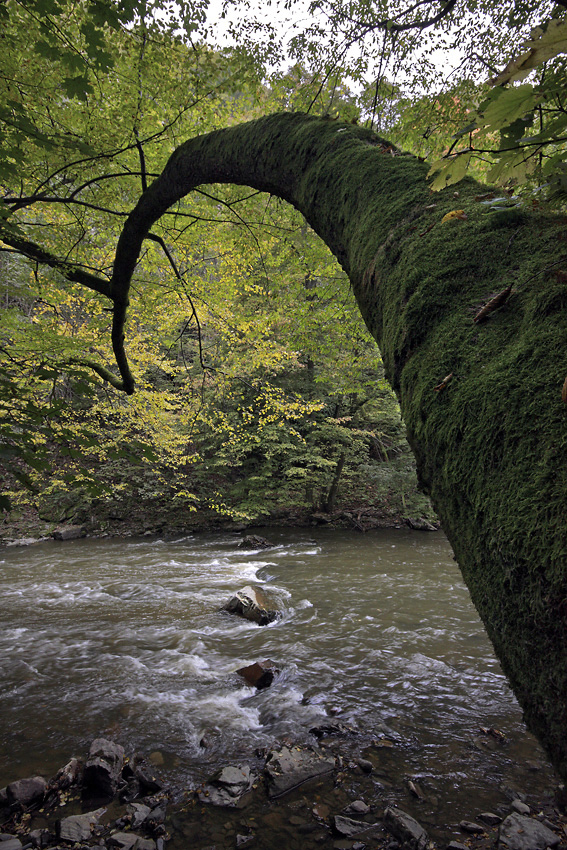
0,527,557,835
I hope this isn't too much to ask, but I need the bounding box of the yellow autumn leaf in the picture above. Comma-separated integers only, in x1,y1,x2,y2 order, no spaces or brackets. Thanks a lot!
441,210,468,223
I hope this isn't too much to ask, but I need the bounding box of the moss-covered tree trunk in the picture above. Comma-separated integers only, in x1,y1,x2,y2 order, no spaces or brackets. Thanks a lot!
113,112,567,777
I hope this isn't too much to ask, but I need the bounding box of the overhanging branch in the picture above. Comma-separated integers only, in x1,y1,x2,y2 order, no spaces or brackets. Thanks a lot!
0,232,112,298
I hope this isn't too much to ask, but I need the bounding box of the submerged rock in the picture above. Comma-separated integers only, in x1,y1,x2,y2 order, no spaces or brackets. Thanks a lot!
332,815,374,837
498,813,560,850
236,659,279,689
222,585,282,626
309,718,357,739
264,745,336,798
384,807,428,850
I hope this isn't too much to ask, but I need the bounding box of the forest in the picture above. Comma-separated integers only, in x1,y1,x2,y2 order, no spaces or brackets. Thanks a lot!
2,0,567,781
1,0,564,536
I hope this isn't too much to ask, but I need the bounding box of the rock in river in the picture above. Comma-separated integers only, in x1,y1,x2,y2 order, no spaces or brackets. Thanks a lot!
264,745,336,798
384,807,428,850
83,738,125,799
222,585,282,626
236,659,279,689
237,535,274,549
498,814,560,850
198,764,256,807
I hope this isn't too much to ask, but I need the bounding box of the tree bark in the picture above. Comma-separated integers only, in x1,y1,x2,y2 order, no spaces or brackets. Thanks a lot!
112,112,567,777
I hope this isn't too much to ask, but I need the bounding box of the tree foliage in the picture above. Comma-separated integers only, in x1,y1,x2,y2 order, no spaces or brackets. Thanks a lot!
2,0,566,525
0,11,430,525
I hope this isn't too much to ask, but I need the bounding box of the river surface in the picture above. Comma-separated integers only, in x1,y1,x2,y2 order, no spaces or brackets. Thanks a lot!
0,527,556,828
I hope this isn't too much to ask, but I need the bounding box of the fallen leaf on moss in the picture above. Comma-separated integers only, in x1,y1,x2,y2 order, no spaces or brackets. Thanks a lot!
434,373,453,392
442,209,467,223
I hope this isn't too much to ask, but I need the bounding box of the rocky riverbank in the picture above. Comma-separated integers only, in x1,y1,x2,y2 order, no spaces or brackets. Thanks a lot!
0,500,439,548
2,730,566,850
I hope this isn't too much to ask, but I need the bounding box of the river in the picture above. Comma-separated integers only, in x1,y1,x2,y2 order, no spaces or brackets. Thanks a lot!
0,527,557,832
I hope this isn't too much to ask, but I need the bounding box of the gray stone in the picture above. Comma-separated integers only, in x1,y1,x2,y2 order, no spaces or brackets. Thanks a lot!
479,813,502,826
447,843,468,850
384,807,428,850
83,738,125,798
133,840,156,850
127,803,151,829
147,804,166,824
107,833,138,849
0,788,7,806
237,535,273,549
0,840,22,850
357,758,373,774
460,821,486,834
264,746,336,798
222,586,282,626
52,525,87,540
58,807,106,842
344,801,370,815
333,815,373,837
511,801,531,816
499,814,560,850
132,836,156,850
6,776,47,806
198,764,255,807
28,829,50,848
133,765,162,794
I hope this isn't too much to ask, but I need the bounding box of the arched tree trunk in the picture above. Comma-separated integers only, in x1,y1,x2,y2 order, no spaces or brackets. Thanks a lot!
112,112,567,778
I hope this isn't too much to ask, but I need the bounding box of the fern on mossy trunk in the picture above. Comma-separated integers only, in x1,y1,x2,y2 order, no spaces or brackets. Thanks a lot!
112,112,567,778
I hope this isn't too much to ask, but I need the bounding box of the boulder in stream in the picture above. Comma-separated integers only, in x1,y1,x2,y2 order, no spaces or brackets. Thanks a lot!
498,814,560,850
384,806,428,850
222,586,282,626
236,659,279,689
198,764,256,807
83,738,125,799
237,535,274,549
264,745,336,798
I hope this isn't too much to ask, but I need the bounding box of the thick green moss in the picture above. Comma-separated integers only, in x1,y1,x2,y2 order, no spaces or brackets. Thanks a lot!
360,187,567,775
116,112,567,777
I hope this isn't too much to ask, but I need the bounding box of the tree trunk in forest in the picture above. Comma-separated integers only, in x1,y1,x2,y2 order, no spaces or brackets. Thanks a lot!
325,451,345,513
112,112,567,778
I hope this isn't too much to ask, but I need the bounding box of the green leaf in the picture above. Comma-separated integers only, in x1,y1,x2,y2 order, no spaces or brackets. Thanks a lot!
479,85,537,132
62,75,94,100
